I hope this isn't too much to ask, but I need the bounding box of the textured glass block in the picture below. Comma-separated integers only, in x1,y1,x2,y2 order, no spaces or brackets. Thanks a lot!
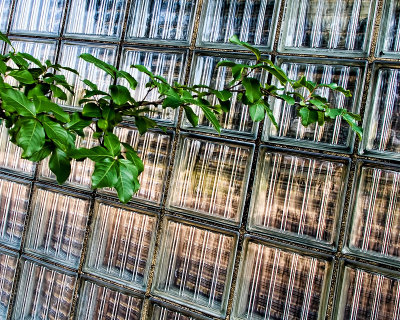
150,301,210,320
65,0,127,40
101,127,172,205
126,0,197,44
0,250,18,318
280,0,377,56
76,280,143,320
120,47,186,123
248,148,348,247
234,239,330,320
362,65,400,159
39,127,97,189
84,202,157,289
198,0,279,49
0,0,11,32
57,42,117,107
183,53,264,137
0,177,30,249
376,0,400,57
347,164,400,263
0,122,35,176
24,188,90,268
153,219,237,316
167,135,253,224
11,0,66,36
12,259,77,320
336,264,400,320
264,58,365,151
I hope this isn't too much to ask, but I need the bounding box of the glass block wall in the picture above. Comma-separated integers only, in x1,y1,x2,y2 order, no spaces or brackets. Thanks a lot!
0,0,399,319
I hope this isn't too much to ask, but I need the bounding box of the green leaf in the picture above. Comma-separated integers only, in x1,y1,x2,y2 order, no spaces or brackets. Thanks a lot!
132,64,155,78
16,118,45,157
318,83,352,97
0,88,36,117
229,35,261,61
9,54,29,68
104,132,121,157
317,111,325,126
162,89,183,109
82,103,102,118
50,84,67,100
216,60,237,68
0,60,7,74
49,148,71,184
110,85,131,105
298,107,318,126
65,113,92,136
71,146,114,162
115,159,140,203
264,103,278,129
116,70,138,90
214,90,232,101
82,79,98,90
122,143,144,174
309,98,327,110
58,66,79,75
249,102,265,122
8,70,35,84
324,108,346,119
97,119,108,131
41,115,74,152
280,94,296,105
260,65,289,85
26,143,52,162
184,106,199,127
199,104,220,133
92,158,118,189
134,116,157,135
16,52,43,68
33,96,70,123
342,113,363,140
242,77,262,103
80,53,117,78
0,31,12,48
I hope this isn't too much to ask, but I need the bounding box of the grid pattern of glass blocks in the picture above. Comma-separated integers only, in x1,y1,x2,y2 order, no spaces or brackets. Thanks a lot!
84,201,157,289
153,218,237,316
234,239,331,320
0,250,18,318
150,301,209,320
168,135,253,224
24,188,90,268
76,280,143,320
376,0,400,57
249,148,348,247
12,258,77,320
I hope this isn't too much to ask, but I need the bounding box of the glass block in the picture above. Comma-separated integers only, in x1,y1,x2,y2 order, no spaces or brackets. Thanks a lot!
0,176,30,249
233,239,331,320
0,122,35,176
126,0,197,44
376,0,400,57
39,126,97,189
198,0,280,50
0,0,11,32
84,201,157,289
248,148,348,248
100,127,172,205
279,0,377,56
65,0,127,40
11,0,66,36
76,280,143,320
150,301,210,320
12,258,77,320
264,57,365,152
24,188,90,268
119,47,186,124
57,42,117,107
347,164,400,264
362,65,400,159
152,218,237,316
182,53,264,138
167,135,253,225
0,250,18,318
335,263,400,320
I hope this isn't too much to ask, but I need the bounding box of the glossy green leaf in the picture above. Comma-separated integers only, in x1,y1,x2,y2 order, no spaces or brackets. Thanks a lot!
50,84,67,100
71,146,114,162
80,53,117,78
242,77,262,103
92,158,118,189
298,107,318,126
41,115,74,151
115,159,140,203
249,102,265,122
82,103,102,118
16,118,45,157
229,35,261,61
33,96,70,122
110,85,131,105
104,132,121,157
184,106,199,127
49,148,71,184
0,88,36,116
116,70,137,90
121,143,144,174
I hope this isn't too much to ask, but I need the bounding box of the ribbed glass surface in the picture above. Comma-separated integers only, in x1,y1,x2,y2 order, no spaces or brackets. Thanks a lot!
151,303,206,320
0,177,30,249
76,280,143,320
126,0,197,44
249,148,348,247
264,58,364,151
280,0,376,55
10,38,57,62
120,47,186,123
0,250,17,318
57,42,117,107
84,202,157,289
11,0,66,36
0,0,11,32
336,264,400,320
167,135,253,224
377,0,400,57
12,259,76,320
153,219,236,315
198,0,278,49
348,165,400,262
65,0,127,40
24,188,90,268
183,53,263,137
363,66,400,157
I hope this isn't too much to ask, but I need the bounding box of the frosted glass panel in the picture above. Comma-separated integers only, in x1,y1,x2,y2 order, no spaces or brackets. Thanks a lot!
264,58,364,151
127,0,197,43
0,0,11,32
0,177,30,249
376,0,400,57
12,259,76,320
234,240,330,320
198,0,278,49
167,135,253,224
249,148,348,247
11,0,66,36
120,47,186,123
57,42,117,107
0,250,17,318
24,188,90,268
84,202,157,289
280,0,376,56
76,280,143,319
65,0,127,40
153,219,236,316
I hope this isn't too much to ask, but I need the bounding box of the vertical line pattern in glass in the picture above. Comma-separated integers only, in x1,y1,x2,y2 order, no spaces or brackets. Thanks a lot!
150,303,206,320
377,0,400,57
0,0,11,32
0,250,17,318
